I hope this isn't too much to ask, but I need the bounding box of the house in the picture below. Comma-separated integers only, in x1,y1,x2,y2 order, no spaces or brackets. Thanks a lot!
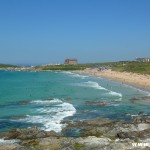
64,59,78,65
136,58,150,62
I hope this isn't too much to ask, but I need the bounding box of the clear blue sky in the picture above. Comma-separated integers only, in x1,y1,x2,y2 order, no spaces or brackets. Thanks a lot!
0,0,150,65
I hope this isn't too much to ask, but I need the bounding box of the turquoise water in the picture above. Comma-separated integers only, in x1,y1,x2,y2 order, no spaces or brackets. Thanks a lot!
0,70,150,133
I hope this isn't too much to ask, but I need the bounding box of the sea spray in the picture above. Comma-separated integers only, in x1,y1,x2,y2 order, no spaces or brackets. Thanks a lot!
12,99,76,132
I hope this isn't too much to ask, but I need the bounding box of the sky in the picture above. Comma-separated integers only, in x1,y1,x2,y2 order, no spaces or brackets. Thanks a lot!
0,0,150,65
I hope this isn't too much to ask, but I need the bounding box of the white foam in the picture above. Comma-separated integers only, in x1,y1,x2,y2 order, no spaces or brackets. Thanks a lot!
108,91,122,97
76,81,107,90
62,71,74,74
70,74,88,79
32,98,62,104
62,71,88,79
0,139,20,144
16,99,76,132
75,81,123,97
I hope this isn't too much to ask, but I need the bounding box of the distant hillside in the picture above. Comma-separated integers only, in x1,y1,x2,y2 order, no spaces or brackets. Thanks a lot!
34,64,89,71
0,64,19,68
0,62,150,74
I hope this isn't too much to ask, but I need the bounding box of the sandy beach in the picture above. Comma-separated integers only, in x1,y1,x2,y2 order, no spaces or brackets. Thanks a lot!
73,69,150,91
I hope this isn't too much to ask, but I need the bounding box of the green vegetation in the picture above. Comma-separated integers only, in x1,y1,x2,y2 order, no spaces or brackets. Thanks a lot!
0,64,19,68
112,61,150,74
0,61,150,74
74,143,85,149
34,64,90,71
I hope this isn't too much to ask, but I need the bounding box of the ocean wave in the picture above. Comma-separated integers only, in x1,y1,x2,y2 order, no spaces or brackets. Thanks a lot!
31,98,62,104
108,91,122,97
71,74,88,79
62,71,74,74
15,99,76,132
76,81,107,90
75,81,122,97
62,71,88,79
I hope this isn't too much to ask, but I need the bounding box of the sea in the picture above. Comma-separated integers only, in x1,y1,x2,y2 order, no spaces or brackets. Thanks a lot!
0,70,150,134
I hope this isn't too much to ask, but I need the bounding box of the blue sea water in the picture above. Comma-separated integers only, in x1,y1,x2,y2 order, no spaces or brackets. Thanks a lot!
0,70,150,133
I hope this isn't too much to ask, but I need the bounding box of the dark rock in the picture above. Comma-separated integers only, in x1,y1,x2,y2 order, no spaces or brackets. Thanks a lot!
130,96,150,103
84,101,107,107
133,116,150,124
46,98,54,101
17,101,31,105
142,96,150,101
138,111,144,115
116,128,150,140
11,115,29,119
130,97,141,103
4,129,21,140
63,97,72,101
4,127,60,140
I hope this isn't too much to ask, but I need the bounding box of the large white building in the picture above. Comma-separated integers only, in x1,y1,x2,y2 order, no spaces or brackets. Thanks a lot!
136,58,150,62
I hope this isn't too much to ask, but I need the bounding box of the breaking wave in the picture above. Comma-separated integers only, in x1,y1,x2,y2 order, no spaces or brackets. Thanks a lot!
75,81,122,97
12,99,76,132
62,71,88,79
108,91,122,97
76,81,107,90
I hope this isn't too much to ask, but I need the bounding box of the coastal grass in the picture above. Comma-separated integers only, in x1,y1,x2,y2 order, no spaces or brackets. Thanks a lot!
112,61,150,74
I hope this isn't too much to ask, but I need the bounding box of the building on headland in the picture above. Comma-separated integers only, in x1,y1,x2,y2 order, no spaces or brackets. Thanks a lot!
136,58,150,62
64,59,78,65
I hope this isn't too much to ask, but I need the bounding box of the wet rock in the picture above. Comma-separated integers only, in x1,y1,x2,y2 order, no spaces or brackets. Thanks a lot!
4,127,60,140
116,128,150,140
10,115,29,119
4,129,21,140
46,98,54,101
1,116,150,150
63,97,72,101
84,101,107,107
138,111,144,115
130,96,150,103
142,96,150,101
17,101,31,105
0,143,22,150
133,116,150,124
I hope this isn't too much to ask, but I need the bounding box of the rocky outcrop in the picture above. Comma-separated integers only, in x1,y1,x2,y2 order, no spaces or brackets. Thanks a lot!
4,127,60,140
0,116,150,150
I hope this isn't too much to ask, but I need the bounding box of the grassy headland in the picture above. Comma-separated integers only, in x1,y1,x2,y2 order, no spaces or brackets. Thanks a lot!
0,61,150,75
111,61,150,74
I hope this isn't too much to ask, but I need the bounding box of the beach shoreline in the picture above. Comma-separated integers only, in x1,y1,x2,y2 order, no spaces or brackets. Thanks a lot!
72,69,150,93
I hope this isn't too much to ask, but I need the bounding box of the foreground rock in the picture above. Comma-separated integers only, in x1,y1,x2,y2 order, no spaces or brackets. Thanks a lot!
4,127,60,140
84,100,121,107
0,117,150,150
130,96,150,103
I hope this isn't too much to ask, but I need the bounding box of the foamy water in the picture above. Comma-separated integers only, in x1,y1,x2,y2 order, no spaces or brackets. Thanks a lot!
0,71,150,133
74,81,122,97
14,99,76,132
62,71,88,79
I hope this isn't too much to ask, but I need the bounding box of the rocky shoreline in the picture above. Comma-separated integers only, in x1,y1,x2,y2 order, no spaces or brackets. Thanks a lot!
0,116,150,150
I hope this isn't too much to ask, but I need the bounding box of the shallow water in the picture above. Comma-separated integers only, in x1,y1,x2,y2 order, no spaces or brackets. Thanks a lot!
0,70,150,133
